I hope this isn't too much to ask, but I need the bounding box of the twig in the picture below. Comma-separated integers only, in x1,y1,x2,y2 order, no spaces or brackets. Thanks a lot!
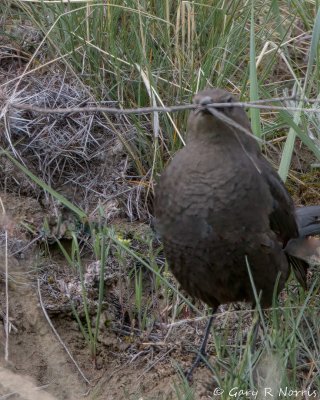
5,95,320,116
0,311,18,333
0,197,9,361
137,346,175,381
162,315,207,329
158,302,316,330
37,278,91,385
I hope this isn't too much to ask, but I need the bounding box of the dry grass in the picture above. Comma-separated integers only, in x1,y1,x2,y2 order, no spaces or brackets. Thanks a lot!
0,70,147,221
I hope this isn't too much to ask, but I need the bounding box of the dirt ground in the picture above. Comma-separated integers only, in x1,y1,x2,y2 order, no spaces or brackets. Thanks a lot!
1,166,320,399
0,191,230,400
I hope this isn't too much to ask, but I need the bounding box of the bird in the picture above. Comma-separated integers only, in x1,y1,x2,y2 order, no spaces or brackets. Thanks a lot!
154,87,320,378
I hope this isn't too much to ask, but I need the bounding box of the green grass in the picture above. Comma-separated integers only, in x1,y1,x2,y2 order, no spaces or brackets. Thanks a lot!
3,0,319,180
1,0,320,398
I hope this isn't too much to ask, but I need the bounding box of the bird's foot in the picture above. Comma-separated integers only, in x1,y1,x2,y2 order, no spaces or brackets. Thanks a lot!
184,314,215,382
185,348,207,382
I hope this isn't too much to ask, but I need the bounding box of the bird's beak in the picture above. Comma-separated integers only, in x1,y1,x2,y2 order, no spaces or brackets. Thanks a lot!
198,96,214,107
194,96,214,115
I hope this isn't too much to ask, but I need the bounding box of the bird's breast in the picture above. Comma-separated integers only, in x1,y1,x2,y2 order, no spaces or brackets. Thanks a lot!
155,143,272,244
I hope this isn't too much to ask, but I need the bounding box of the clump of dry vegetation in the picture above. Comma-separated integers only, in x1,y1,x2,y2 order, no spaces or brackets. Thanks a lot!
0,71,148,221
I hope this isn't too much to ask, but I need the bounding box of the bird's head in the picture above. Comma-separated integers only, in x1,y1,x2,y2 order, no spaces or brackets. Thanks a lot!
187,88,252,142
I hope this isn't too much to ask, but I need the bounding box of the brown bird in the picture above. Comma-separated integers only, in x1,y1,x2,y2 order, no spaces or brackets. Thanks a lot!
154,88,320,377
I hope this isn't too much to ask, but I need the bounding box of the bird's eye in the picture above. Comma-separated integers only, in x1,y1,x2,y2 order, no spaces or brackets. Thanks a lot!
225,96,234,108
218,95,234,113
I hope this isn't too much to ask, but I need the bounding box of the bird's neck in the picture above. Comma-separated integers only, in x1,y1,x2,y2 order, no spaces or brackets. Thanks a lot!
187,124,259,154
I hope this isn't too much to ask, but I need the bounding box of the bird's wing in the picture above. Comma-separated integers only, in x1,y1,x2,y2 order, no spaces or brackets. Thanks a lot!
257,155,308,289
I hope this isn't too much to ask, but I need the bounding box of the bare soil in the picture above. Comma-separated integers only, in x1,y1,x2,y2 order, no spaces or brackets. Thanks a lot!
0,191,229,400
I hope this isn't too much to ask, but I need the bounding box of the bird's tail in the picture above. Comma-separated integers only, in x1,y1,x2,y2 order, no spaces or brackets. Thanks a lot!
285,206,320,266
296,205,320,237
286,236,320,263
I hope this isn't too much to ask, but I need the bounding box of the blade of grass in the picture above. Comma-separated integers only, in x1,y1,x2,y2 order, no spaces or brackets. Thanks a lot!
93,236,110,357
249,3,261,138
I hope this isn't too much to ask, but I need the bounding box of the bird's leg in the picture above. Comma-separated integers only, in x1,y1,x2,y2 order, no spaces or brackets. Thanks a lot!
185,313,215,381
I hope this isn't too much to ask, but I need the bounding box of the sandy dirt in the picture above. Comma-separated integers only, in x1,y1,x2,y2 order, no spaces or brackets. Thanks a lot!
0,191,227,400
